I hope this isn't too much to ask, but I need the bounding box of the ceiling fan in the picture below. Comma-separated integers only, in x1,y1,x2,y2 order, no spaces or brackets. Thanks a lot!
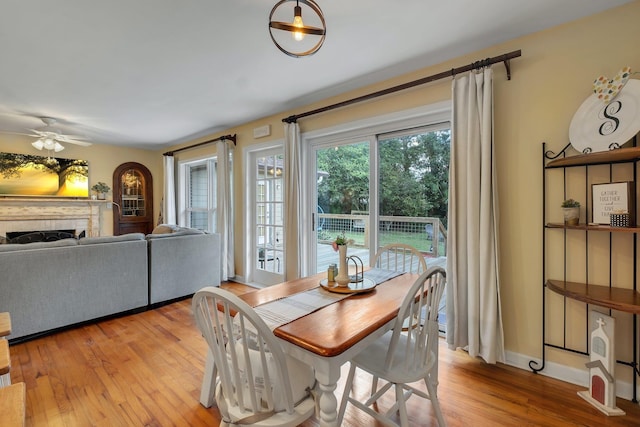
7,117,92,152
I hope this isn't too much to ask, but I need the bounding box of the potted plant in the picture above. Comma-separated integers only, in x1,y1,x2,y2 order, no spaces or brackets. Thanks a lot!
91,182,111,200
561,199,580,226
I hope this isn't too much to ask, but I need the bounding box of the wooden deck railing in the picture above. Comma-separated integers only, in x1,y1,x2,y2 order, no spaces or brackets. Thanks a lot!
317,213,447,257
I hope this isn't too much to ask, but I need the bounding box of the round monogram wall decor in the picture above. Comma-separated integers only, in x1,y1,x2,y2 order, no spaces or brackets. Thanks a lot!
569,79,640,153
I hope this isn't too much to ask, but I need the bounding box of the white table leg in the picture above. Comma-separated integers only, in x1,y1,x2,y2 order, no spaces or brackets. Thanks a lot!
317,379,339,426
199,348,216,407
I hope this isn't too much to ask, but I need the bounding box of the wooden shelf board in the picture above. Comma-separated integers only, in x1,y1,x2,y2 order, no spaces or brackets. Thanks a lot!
546,279,640,314
546,146,640,168
0,312,11,337
546,223,640,233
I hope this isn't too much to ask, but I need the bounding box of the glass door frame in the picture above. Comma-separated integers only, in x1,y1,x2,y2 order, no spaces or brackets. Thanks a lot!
244,141,286,286
305,135,377,275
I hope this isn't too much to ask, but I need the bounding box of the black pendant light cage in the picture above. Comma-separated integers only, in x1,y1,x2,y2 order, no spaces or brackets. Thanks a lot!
269,0,326,58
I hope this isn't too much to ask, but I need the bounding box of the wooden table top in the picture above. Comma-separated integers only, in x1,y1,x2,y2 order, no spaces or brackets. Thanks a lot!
239,272,419,358
0,312,11,337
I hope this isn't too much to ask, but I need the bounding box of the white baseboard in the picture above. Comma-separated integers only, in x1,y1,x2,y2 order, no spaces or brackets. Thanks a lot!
505,351,639,402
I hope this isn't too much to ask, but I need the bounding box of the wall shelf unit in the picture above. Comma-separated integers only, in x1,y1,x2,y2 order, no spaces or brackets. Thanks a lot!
532,142,640,403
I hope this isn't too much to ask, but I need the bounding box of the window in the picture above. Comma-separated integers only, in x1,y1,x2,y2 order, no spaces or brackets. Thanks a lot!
179,157,217,232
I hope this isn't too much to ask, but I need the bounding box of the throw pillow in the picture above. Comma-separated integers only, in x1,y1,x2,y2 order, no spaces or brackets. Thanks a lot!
152,224,179,234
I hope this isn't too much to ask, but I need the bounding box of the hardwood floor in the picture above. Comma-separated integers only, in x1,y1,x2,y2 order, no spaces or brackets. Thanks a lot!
7,283,640,426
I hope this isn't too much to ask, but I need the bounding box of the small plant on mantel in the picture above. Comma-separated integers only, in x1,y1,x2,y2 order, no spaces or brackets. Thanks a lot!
91,182,110,200
561,199,581,226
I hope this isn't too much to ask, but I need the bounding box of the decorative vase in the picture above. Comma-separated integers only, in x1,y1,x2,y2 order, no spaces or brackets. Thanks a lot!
563,207,580,226
335,245,350,287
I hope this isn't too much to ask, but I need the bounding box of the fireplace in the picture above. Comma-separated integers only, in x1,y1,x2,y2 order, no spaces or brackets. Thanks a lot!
4,229,86,244
0,198,104,238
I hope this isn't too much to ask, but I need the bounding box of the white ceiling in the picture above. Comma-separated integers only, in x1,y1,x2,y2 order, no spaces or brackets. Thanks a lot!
0,0,632,149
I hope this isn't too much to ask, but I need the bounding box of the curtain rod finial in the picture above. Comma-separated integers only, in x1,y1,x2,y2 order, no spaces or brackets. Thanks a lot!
222,134,237,146
504,59,512,80
283,115,298,124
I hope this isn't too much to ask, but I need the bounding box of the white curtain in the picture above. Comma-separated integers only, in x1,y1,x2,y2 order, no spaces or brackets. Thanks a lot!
284,122,303,280
446,67,505,364
216,139,235,280
161,154,176,225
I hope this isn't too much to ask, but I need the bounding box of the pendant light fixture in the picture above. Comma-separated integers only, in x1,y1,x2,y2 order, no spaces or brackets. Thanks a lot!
269,0,326,58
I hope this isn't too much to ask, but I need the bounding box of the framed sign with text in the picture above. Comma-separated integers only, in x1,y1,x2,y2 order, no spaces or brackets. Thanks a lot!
592,181,635,225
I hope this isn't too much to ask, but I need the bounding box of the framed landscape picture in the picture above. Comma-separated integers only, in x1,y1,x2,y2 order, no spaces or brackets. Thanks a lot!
0,152,89,197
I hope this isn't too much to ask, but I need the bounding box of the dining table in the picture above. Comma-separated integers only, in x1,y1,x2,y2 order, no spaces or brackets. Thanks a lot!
198,270,419,427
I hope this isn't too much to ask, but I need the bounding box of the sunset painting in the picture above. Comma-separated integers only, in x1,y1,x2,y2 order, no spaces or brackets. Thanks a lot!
0,152,89,197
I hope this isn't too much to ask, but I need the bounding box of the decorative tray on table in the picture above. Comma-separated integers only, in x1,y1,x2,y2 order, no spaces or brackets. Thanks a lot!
319,277,377,294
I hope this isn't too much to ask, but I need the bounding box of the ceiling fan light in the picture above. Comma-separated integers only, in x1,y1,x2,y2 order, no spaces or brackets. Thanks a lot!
32,139,44,150
53,142,65,152
43,138,55,150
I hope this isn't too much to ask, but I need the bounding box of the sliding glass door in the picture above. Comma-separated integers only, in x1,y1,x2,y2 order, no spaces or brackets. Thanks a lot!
377,126,450,259
311,138,372,272
307,125,450,279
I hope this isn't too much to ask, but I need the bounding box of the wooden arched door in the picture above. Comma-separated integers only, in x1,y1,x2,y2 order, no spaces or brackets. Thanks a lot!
113,162,154,235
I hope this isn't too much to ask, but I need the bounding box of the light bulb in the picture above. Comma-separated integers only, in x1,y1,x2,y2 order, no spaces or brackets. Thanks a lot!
292,4,304,41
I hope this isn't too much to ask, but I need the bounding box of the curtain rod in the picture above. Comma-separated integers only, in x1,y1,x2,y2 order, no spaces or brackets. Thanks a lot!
163,134,236,156
282,49,521,123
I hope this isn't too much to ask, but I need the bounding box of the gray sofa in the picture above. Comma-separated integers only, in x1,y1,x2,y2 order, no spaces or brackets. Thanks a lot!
147,230,221,304
0,229,221,341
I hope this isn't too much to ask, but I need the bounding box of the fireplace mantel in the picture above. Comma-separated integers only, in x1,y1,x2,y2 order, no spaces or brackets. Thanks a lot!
0,198,108,237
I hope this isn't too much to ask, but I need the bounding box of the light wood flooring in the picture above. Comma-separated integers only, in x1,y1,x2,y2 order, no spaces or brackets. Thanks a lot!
7,282,640,426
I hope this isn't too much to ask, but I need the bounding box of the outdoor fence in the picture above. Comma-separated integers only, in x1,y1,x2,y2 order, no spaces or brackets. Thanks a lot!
317,213,447,257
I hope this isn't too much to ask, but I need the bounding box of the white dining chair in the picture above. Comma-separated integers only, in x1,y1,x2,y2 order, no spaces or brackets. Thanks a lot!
372,243,428,274
338,267,447,427
192,287,316,427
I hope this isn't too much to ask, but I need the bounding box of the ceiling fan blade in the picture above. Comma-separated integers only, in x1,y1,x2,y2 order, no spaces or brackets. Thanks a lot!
28,129,49,137
64,139,92,147
57,134,91,142
0,130,39,137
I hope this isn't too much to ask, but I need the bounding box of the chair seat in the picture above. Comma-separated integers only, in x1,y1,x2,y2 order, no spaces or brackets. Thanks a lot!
193,287,318,427
352,330,437,385
338,267,447,427
217,382,316,427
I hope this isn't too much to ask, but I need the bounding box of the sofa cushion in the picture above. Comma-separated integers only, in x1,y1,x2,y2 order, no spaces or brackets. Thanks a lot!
146,227,204,239
0,238,78,252
151,224,180,234
79,233,145,245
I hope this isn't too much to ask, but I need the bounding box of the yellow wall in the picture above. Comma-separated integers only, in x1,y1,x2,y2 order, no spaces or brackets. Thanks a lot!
0,134,161,236
1,2,637,372
162,1,640,371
